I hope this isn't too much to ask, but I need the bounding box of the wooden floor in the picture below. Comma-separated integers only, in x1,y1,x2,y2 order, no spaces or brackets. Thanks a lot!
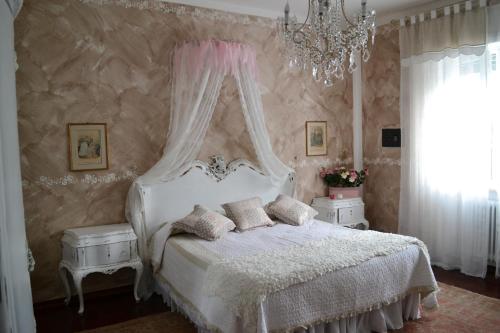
34,266,500,333
34,286,167,333
433,265,500,300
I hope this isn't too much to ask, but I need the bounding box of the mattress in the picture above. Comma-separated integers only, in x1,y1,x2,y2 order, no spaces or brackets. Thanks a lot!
155,219,437,332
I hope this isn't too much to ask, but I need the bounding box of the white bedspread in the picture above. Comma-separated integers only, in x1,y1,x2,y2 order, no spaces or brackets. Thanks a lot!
152,219,438,333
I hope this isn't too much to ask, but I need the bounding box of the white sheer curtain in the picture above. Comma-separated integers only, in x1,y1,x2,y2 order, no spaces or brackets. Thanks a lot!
4,0,22,16
0,1,36,332
127,40,293,264
399,4,500,278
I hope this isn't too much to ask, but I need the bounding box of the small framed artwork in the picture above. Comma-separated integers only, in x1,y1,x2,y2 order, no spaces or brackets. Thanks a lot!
68,123,109,171
305,121,327,156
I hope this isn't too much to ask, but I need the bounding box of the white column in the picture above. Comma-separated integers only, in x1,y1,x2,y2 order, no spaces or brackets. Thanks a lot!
353,54,363,170
0,1,36,332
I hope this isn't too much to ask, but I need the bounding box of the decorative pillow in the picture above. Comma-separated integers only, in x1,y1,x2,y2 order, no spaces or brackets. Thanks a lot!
266,194,318,226
263,202,277,220
222,197,274,231
173,205,236,241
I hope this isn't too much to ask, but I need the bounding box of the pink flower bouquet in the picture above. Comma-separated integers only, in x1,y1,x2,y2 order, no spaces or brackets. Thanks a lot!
319,166,368,188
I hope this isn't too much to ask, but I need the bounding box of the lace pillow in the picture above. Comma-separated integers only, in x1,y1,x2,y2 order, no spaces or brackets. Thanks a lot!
173,205,236,241
222,197,274,231
266,194,318,226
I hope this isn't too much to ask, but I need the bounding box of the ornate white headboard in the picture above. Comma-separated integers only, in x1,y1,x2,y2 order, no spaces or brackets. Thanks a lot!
139,155,295,239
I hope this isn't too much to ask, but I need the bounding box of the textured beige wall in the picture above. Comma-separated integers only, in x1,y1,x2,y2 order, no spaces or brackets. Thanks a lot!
16,0,354,302
362,23,401,233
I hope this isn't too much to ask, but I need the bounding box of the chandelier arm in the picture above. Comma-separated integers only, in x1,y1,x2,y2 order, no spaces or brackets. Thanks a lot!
324,34,330,57
291,32,329,63
292,30,302,44
341,0,356,28
301,37,324,65
323,51,335,60
293,0,312,33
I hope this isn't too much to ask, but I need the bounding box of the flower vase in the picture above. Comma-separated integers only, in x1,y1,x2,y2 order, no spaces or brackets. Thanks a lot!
329,187,361,199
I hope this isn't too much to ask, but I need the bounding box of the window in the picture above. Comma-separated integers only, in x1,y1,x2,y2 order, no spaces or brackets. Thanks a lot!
418,43,500,196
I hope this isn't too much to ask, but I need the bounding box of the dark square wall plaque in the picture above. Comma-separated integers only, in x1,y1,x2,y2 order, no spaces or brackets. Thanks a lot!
382,128,401,147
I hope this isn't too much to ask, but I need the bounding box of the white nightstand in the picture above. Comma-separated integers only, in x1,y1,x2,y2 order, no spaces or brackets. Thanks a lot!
59,223,143,314
311,197,369,230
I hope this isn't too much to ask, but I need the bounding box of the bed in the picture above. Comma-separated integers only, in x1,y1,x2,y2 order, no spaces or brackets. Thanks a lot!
130,156,438,333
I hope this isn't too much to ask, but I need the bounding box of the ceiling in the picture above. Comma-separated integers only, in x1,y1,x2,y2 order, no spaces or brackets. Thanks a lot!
166,0,460,25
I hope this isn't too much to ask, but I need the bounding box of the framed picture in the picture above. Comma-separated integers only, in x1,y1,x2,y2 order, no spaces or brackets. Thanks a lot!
305,121,327,156
68,123,109,171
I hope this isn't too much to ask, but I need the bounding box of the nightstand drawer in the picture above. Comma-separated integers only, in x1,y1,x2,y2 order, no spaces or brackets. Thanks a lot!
88,243,131,266
63,241,134,268
338,206,364,224
315,206,338,223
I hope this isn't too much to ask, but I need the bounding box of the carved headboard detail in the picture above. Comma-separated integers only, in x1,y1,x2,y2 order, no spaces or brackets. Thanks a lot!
182,155,266,182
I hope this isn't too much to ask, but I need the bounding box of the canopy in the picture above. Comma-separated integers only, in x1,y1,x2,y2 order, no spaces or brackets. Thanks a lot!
126,40,293,263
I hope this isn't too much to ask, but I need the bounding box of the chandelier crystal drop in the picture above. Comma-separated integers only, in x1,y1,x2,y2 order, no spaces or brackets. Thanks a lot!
278,0,376,87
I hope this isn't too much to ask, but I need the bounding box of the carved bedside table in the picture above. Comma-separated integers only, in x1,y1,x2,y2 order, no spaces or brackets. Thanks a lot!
59,223,143,314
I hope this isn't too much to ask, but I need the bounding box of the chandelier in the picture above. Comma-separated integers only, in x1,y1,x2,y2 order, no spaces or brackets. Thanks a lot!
278,0,376,87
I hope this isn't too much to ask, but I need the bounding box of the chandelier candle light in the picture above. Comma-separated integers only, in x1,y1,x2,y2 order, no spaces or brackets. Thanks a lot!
278,0,376,87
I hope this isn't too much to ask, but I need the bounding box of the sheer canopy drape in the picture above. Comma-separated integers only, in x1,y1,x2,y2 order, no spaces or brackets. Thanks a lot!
399,3,500,278
126,40,293,263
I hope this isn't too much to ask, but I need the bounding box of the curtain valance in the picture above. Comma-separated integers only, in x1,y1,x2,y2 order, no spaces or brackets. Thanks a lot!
399,3,493,64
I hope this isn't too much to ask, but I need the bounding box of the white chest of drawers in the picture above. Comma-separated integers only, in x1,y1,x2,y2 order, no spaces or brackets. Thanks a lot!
59,223,143,314
311,197,369,230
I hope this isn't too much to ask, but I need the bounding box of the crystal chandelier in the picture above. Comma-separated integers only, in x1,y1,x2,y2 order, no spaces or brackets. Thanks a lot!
278,0,376,87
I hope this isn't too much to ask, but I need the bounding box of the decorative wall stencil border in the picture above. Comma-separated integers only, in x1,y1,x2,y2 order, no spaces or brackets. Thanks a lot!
288,158,354,170
22,169,139,188
79,0,275,27
363,158,401,166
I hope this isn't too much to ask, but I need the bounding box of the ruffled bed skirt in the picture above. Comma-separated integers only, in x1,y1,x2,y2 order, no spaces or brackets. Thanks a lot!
154,280,424,333
291,293,420,333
